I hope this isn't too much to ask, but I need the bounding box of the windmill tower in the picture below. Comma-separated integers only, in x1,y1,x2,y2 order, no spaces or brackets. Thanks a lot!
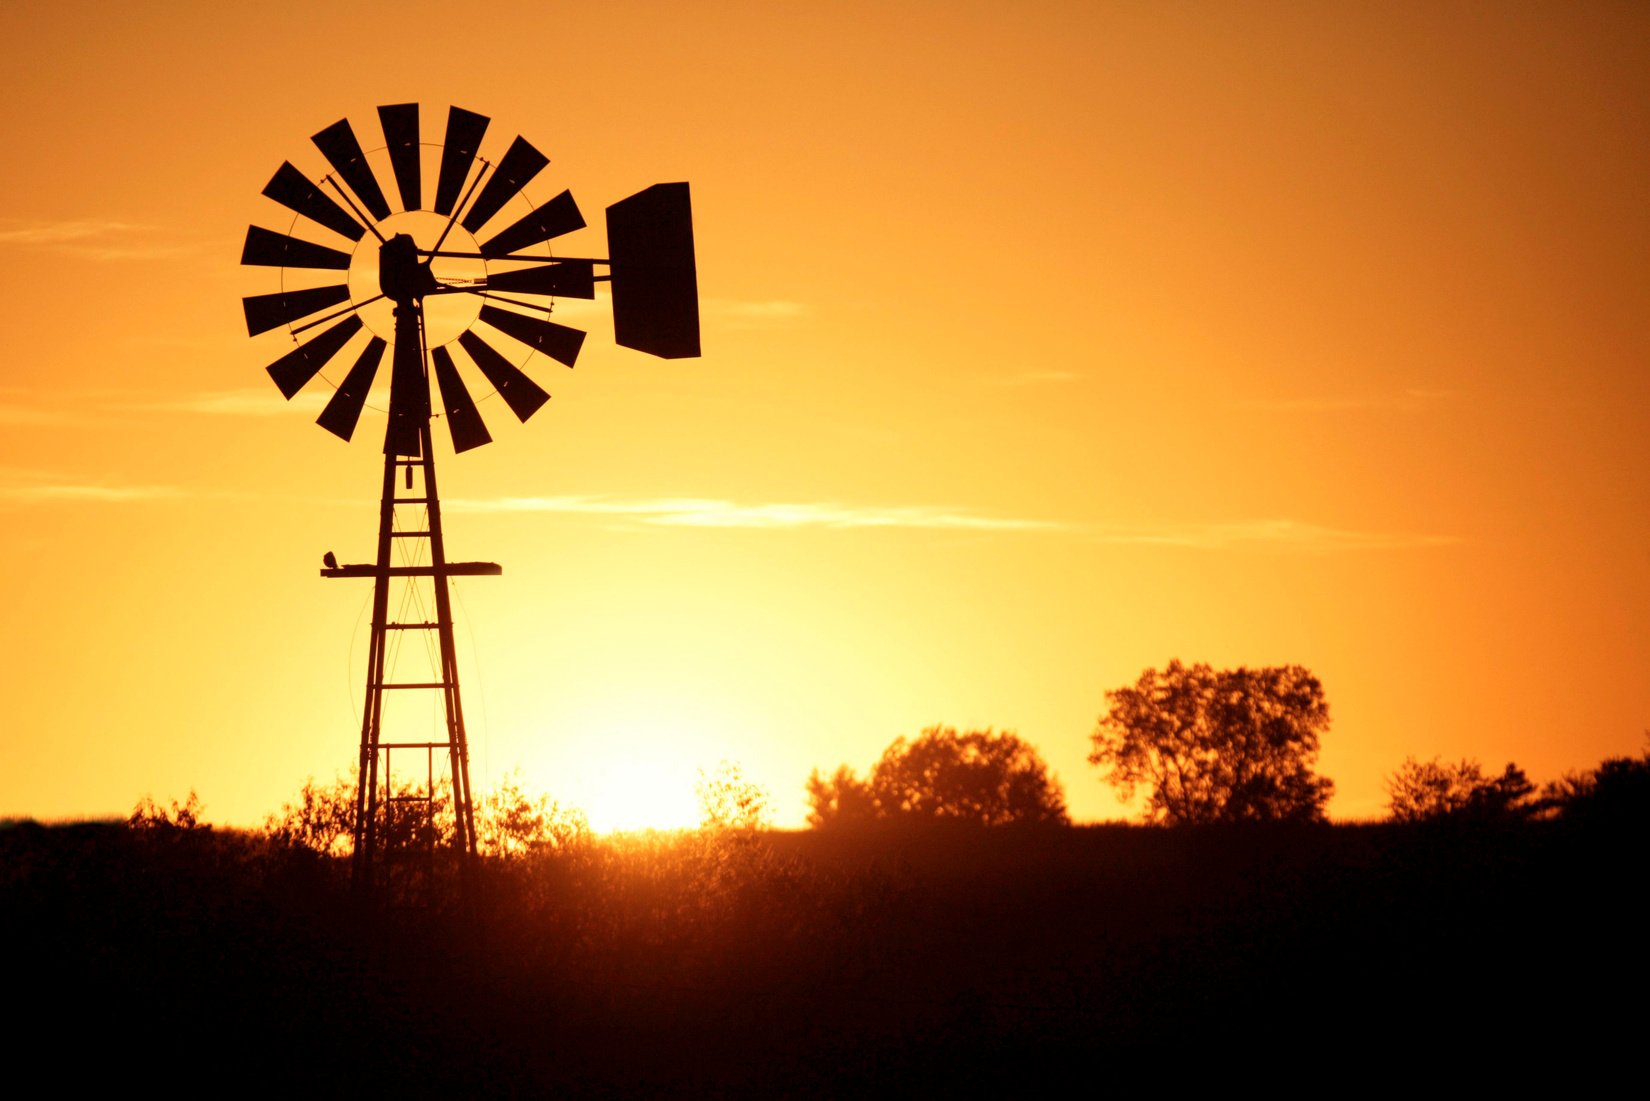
241,104,699,896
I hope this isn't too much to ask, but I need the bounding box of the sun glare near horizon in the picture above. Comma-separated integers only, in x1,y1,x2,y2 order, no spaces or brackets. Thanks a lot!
514,710,728,834
574,758,703,834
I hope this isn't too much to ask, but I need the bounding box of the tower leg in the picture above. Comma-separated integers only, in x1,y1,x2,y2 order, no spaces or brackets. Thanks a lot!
418,417,479,864
350,445,400,893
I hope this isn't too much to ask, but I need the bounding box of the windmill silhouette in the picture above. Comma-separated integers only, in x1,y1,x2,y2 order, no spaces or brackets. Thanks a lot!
242,103,698,895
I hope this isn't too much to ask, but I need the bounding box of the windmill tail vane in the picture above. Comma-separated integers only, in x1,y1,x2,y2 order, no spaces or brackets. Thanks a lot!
241,103,700,899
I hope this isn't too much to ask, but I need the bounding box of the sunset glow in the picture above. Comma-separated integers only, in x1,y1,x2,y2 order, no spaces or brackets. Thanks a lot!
520,704,729,833
1,3,1646,831
577,759,704,835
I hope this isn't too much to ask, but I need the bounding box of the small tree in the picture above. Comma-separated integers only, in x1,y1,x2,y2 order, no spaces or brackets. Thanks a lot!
1386,757,1535,823
805,765,877,827
695,761,773,833
1090,660,1334,824
807,726,1068,826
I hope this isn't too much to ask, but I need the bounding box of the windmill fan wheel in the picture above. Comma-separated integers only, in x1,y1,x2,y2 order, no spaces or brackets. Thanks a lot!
241,103,699,456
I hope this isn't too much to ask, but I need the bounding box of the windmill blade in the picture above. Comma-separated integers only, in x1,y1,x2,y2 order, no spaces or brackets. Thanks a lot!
241,226,353,271
478,305,585,368
479,190,585,258
607,182,700,359
484,260,595,299
244,284,352,337
312,118,391,221
435,107,489,217
461,136,549,234
378,103,421,212
265,315,363,398
457,330,550,422
431,345,493,453
316,336,387,441
262,162,365,242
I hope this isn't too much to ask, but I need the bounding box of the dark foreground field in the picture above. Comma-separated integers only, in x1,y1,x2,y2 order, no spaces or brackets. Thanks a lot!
4,817,1642,1094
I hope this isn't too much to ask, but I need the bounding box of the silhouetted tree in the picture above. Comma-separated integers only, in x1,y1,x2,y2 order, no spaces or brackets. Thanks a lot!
1386,757,1535,823
264,773,355,856
807,726,1068,826
695,761,773,832
129,790,208,832
1090,660,1333,824
1543,739,1650,828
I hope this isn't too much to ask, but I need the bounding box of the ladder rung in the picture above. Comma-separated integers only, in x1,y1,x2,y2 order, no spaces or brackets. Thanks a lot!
385,622,440,630
391,531,432,538
378,741,456,749
377,681,452,689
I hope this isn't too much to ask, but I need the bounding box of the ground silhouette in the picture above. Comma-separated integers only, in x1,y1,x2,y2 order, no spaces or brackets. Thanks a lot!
7,787,1645,1091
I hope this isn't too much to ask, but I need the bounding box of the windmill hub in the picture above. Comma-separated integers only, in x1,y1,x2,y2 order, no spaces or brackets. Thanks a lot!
345,211,485,346
378,233,439,304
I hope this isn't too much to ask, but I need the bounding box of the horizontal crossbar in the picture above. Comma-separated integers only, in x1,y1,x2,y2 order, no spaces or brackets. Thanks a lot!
323,562,502,578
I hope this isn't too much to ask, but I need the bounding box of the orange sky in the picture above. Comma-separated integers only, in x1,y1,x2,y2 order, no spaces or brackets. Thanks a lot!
2,2,1646,828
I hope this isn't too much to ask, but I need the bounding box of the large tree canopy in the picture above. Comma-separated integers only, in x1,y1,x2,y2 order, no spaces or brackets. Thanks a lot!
807,726,1068,827
1090,661,1334,824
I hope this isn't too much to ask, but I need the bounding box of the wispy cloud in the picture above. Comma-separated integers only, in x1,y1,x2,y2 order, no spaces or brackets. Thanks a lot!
0,467,188,505
126,333,240,351
0,218,196,261
0,219,154,244
1089,519,1461,552
1,484,188,503
703,299,809,329
0,403,79,426
981,369,1085,387
447,495,1061,531
1237,388,1453,414
126,389,329,416
0,387,333,423
445,495,1454,550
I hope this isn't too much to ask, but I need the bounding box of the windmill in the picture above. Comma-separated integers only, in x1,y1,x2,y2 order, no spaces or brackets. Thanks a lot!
242,104,698,895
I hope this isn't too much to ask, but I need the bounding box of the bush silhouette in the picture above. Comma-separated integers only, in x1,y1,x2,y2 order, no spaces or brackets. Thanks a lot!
263,769,589,859
1385,757,1535,823
263,773,354,856
129,790,209,833
1543,740,1650,829
808,726,1068,826
476,769,590,857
